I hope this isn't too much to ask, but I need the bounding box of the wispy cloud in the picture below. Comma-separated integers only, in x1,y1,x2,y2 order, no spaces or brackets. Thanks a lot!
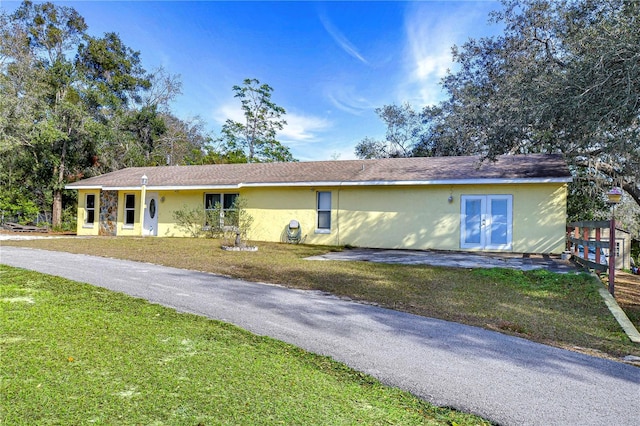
279,113,332,144
324,84,375,116
293,141,359,163
212,101,331,144
399,3,495,107
319,12,369,66
400,6,458,106
212,101,245,125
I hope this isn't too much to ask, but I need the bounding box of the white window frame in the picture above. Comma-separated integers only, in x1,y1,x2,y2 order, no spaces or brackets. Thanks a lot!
123,193,135,228
204,193,238,227
316,191,331,233
84,194,96,228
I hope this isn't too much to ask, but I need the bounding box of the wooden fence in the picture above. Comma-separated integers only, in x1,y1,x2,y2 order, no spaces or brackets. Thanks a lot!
566,221,610,272
567,220,617,295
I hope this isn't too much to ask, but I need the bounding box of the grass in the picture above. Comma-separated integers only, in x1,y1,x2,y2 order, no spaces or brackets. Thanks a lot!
4,237,640,360
0,266,490,425
612,271,640,326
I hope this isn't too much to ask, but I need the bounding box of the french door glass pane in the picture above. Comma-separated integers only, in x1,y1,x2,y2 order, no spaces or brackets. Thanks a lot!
490,199,508,245
464,199,482,244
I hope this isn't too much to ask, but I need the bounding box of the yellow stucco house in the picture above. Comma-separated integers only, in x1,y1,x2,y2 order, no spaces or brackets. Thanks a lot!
65,154,572,253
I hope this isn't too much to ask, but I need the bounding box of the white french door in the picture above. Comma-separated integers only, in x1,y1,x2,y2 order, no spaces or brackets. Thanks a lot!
461,195,512,250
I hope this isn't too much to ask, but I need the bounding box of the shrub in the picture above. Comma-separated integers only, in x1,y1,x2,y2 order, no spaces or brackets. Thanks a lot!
172,204,205,238
171,197,253,246
221,196,253,247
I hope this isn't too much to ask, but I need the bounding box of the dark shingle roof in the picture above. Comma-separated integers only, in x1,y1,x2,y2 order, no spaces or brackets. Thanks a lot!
65,154,571,189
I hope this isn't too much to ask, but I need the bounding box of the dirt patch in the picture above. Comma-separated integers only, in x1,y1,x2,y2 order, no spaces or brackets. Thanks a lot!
0,229,76,241
0,229,75,237
0,229,50,236
614,271,640,327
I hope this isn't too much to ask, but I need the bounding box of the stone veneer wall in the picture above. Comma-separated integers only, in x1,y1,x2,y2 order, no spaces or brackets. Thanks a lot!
99,190,118,236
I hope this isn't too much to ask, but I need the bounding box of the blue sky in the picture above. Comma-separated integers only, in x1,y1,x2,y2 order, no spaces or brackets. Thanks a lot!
1,1,502,161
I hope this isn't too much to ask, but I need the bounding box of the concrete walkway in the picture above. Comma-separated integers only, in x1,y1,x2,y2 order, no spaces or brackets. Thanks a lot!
1,247,638,426
307,248,579,273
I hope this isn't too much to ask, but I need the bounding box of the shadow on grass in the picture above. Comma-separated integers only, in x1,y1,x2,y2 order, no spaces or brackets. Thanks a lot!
3,244,640,426
163,259,640,382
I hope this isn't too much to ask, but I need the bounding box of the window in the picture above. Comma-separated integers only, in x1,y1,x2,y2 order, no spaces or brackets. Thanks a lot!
223,193,238,212
317,191,331,231
84,194,95,226
205,193,238,226
124,194,135,226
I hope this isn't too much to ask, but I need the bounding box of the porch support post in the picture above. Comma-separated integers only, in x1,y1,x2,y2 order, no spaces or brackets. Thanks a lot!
608,217,616,296
141,174,148,237
595,227,601,265
605,188,621,297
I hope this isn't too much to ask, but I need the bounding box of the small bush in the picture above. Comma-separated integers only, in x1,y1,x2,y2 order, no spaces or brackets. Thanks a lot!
222,196,254,246
172,197,254,246
172,204,205,238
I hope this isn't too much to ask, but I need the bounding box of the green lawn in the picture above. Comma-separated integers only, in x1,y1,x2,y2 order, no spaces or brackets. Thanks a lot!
0,266,489,425
4,237,638,360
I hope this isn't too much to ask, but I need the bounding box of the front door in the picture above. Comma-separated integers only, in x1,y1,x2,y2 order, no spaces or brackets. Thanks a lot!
461,195,512,250
143,192,158,236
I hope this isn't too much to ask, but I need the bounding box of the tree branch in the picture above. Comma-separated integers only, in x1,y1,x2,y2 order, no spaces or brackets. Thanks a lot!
575,158,640,206
532,28,566,68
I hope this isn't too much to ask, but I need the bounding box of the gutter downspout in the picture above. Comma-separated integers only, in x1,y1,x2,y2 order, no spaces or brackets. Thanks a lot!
336,189,340,246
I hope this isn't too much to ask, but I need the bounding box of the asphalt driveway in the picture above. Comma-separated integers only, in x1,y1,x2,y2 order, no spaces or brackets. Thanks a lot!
2,246,638,425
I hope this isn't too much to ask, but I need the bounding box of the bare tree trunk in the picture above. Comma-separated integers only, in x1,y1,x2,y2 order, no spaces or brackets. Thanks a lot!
52,139,68,228
52,189,62,227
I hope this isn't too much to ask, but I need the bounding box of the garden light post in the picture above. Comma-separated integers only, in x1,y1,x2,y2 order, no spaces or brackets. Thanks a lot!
141,174,148,236
606,188,621,296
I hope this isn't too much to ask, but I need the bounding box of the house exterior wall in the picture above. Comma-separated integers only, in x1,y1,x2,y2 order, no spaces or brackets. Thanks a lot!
157,189,209,237
76,189,101,236
115,191,140,236
242,187,334,245
619,232,632,270
74,182,568,254
99,190,119,236
595,228,632,270
506,183,567,254
241,183,566,253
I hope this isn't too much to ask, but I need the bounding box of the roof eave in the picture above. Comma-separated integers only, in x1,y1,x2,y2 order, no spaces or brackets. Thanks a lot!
65,177,572,191
64,185,104,190
239,178,573,187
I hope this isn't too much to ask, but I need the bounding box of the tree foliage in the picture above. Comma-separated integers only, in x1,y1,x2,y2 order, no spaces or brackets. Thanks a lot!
0,1,209,226
358,0,640,222
355,104,423,159
216,78,295,163
76,31,151,110
433,0,640,207
2,4,296,227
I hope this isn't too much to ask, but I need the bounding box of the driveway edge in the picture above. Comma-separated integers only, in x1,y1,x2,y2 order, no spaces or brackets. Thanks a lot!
595,276,640,344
